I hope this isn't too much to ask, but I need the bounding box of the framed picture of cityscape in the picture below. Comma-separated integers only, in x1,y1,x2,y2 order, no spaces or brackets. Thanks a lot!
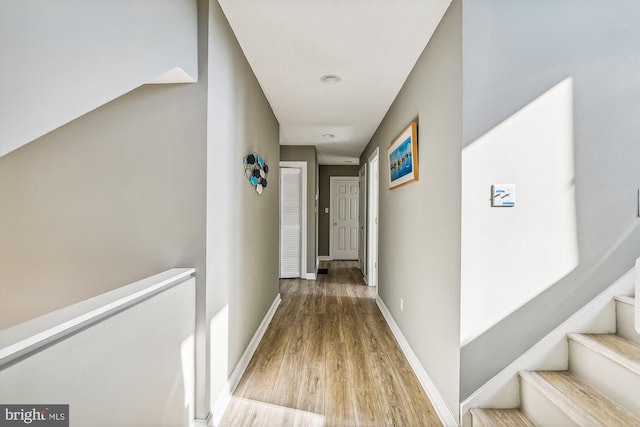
387,121,418,189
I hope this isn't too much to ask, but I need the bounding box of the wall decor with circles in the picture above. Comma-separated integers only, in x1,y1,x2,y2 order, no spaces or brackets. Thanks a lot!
244,152,269,195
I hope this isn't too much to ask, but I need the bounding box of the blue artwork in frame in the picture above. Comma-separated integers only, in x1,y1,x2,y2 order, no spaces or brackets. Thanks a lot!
387,122,418,189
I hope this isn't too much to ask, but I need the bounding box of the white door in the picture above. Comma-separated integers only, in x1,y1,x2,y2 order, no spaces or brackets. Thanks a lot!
358,165,367,274
280,167,302,278
368,149,379,287
331,177,359,260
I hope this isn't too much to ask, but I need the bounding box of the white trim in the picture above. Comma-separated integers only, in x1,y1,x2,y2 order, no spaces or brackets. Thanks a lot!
376,296,458,427
0,268,195,367
460,264,636,425
210,294,282,426
358,163,367,274
231,294,282,389
210,384,231,427
318,255,332,262
367,148,380,287
635,257,639,333
329,176,360,260
304,273,317,280
192,415,210,427
280,161,308,278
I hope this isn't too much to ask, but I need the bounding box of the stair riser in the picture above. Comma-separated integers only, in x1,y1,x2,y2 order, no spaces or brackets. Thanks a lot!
520,378,579,426
568,340,640,417
616,300,640,345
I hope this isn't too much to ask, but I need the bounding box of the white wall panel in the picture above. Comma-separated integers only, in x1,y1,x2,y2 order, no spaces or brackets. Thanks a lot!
0,0,198,157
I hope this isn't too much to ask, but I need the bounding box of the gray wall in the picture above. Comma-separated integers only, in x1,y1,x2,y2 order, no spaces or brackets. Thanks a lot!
0,1,281,422
460,0,640,399
318,165,360,257
206,0,280,415
359,0,461,419
280,145,318,274
0,82,207,330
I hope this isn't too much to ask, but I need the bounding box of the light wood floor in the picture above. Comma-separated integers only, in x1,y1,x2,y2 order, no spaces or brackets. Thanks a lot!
219,261,442,427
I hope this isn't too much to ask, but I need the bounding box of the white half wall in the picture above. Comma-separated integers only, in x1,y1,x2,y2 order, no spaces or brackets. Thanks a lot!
0,0,198,157
0,275,197,427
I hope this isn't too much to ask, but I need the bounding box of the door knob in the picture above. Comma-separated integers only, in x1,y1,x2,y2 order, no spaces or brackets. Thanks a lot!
334,222,337,226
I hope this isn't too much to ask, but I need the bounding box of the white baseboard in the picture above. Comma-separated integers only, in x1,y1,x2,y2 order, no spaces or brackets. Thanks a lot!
210,293,282,426
192,415,210,427
210,383,231,427
460,264,636,425
318,256,332,261
375,296,458,427
304,273,317,280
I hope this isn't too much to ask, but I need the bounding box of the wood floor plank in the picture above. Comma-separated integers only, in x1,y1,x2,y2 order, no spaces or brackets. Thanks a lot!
324,379,356,427
219,397,265,427
470,408,535,427
219,261,442,427
521,370,640,426
351,386,386,427
296,360,325,415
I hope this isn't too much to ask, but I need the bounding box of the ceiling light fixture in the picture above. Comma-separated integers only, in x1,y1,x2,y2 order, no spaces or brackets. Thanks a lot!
322,133,335,139
320,74,341,84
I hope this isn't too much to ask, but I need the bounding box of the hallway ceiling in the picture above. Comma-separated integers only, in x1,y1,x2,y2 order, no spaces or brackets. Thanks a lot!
217,0,451,165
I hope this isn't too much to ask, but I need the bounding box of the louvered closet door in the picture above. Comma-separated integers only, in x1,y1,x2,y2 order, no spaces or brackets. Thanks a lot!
280,167,302,278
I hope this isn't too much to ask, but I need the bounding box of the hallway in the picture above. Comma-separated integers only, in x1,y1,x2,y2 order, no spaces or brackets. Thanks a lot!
219,261,442,426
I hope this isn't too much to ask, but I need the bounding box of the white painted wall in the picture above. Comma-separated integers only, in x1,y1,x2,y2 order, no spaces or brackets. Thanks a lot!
460,0,640,399
0,277,196,427
461,78,578,345
0,0,198,157
359,0,461,420
206,0,280,416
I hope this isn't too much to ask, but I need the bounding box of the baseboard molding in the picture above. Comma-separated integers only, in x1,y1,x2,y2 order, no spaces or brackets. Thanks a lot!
210,293,282,426
375,296,458,427
304,273,317,280
460,264,636,424
210,383,231,427
318,256,332,261
192,414,210,427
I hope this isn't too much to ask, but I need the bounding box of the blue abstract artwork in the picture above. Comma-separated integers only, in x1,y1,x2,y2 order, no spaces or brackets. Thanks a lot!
389,136,413,181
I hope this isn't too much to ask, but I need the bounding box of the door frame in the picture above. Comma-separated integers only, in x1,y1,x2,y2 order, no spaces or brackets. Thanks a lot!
279,161,307,279
367,148,379,287
358,164,367,276
329,176,360,260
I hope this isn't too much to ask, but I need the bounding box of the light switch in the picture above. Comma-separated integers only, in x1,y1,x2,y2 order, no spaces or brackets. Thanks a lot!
324,208,329,214
491,184,515,207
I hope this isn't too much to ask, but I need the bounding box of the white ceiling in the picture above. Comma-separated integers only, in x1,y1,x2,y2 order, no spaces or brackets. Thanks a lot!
217,0,452,165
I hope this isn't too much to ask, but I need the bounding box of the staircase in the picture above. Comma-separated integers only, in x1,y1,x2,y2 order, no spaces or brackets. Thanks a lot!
470,295,640,426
